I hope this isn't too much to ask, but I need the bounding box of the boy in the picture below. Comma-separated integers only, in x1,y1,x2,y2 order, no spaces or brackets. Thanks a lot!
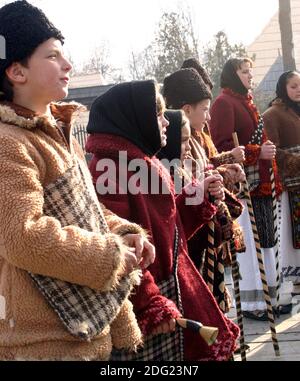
0,0,154,360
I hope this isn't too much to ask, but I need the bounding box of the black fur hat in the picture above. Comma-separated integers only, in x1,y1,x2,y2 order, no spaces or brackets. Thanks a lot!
163,68,212,109
0,0,64,80
181,58,213,90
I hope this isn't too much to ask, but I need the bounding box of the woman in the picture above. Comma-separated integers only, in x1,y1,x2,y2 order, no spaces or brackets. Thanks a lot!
163,68,245,313
85,80,239,360
158,110,192,165
263,71,300,296
210,58,282,320
159,108,245,314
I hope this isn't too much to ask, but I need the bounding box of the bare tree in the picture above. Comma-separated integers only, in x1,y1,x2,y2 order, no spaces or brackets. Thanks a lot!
279,0,296,71
154,11,199,82
129,46,158,81
109,68,126,84
128,8,199,82
82,42,111,77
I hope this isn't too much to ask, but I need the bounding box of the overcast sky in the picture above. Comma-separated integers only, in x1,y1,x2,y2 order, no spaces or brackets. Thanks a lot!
0,0,279,69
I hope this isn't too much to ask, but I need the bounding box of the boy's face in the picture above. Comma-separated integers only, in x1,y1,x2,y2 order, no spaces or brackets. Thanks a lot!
183,99,211,132
21,38,72,104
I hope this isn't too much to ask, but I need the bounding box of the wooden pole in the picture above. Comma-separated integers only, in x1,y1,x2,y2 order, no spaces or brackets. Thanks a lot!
206,221,215,295
269,167,281,312
279,0,296,71
230,239,247,361
232,132,280,357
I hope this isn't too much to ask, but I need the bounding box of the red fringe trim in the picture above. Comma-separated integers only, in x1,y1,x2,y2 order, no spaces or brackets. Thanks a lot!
245,144,261,166
198,319,240,361
137,299,181,336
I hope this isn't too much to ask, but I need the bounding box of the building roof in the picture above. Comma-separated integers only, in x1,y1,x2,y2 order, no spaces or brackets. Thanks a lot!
248,0,300,93
69,73,106,89
66,84,114,108
65,72,114,108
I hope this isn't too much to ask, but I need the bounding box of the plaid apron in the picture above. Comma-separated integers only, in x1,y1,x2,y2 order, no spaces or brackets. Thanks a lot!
251,196,275,248
283,145,300,189
244,164,260,192
238,116,276,247
288,190,300,249
110,226,184,361
240,116,264,196
277,145,300,249
30,159,140,340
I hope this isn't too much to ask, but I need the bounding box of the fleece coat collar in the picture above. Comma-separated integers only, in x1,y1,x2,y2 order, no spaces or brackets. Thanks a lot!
0,101,84,131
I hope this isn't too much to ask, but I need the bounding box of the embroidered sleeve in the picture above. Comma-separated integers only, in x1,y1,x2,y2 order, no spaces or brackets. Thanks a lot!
245,144,261,166
276,148,300,179
176,180,217,240
216,165,241,194
210,152,235,167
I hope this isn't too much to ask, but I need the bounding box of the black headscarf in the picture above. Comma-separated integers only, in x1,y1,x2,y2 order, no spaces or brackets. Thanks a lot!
220,58,249,95
157,110,183,162
273,71,300,116
86,80,162,156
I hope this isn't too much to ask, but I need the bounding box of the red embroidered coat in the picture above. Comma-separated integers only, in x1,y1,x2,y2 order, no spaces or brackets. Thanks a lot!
210,89,281,197
86,133,239,361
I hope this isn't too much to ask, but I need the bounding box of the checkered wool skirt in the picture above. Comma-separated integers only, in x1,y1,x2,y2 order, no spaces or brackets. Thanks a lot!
111,226,184,361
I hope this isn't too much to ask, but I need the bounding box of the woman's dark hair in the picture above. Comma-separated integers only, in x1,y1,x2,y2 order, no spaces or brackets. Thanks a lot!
220,57,253,95
0,57,29,102
269,71,300,115
225,58,253,73
276,71,299,100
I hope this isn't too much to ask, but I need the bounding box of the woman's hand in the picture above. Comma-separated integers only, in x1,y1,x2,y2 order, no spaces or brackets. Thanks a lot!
231,146,245,163
150,318,177,336
204,174,225,201
259,141,276,161
223,163,246,183
122,234,156,270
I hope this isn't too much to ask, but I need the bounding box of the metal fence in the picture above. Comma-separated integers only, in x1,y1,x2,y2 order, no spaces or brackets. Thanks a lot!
73,124,88,152
73,124,92,163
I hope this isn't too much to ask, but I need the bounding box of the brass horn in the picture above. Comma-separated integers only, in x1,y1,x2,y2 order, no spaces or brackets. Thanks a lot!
176,318,219,346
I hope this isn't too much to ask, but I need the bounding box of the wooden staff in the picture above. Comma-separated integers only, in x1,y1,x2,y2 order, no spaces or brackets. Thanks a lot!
230,239,247,361
232,133,280,357
179,163,226,310
206,220,215,295
206,209,226,313
269,167,281,312
216,246,226,313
